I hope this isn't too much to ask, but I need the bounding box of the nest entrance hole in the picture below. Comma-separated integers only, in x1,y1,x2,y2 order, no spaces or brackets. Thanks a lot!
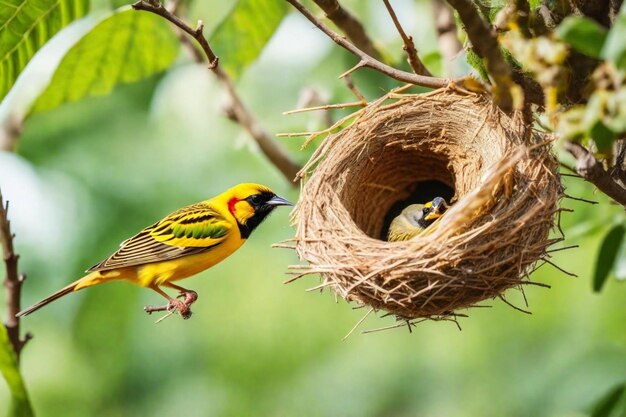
338,144,459,240
380,180,454,240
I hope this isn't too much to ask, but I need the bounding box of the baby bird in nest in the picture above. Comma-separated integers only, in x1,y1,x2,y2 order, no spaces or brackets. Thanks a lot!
387,197,448,242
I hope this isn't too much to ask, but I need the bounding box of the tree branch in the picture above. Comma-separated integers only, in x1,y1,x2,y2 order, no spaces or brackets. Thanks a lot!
432,0,462,78
285,0,453,89
311,0,382,60
382,0,431,76
0,190,32,360
564,141,626,208
132,0,301,183
133,0,218,68
445,0,516,111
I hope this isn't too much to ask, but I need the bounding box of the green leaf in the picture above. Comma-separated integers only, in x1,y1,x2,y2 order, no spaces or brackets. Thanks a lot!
591,383,626,417
556,16,608,59
210,0,288,79
593,224,626,292
33,8,179,113
0,325,34,417
602,2,626,70
590,120,617,152
0,0,89,101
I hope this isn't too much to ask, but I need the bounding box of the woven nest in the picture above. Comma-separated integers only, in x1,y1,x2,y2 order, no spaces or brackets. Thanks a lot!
291,89,562,320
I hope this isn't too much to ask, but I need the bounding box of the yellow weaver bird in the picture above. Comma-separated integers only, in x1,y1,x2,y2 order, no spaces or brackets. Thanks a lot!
387,197,448,242
17,183,292,319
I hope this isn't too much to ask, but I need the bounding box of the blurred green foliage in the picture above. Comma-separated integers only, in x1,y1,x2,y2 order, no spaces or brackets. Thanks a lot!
210,0,289,79
33,8,180,114
555,16,607,60
0,1,625,417
0,326,33,417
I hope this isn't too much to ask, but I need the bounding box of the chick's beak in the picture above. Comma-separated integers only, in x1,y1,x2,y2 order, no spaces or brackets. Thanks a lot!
266,195,294,207
424,197,446,221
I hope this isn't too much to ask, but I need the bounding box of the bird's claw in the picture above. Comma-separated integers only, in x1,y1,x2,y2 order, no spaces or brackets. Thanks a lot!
176,290,198,305
144,300,192,320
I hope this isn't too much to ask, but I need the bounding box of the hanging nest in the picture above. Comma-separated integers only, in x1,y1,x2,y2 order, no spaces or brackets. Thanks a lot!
289,89,562,320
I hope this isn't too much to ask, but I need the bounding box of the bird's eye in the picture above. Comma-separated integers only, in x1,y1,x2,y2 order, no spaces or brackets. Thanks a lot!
249,194,262,205
422,207,429,214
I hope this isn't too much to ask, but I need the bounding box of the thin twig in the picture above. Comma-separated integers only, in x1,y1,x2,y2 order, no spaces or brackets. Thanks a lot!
564,141,626,207
285,0,454,89
382,0,431,76
0,190,32,360
311,0,382,60
563,193,598,205
542,258,578,278
283,101,364,115
342,307,374,340
498,294,532,314
133,1,218,68
133,0,301,183
343,75,367,104
445,0,516,111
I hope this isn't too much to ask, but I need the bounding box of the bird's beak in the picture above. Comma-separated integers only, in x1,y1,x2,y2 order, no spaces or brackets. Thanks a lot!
424,198,447,221
266,195,294,207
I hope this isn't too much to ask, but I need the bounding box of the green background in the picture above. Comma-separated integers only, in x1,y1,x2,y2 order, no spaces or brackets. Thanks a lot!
1,1,625,416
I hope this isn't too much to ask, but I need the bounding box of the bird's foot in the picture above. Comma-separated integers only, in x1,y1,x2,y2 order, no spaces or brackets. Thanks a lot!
144,299,192,320
176,289,198,306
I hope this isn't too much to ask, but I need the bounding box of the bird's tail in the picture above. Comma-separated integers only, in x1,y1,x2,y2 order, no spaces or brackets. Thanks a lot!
16,271,109,317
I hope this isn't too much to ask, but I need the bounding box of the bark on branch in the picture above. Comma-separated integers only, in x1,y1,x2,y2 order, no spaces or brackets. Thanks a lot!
382,0,431,76
445,0,516,111
285,0,453,89
311,0,382,60
1,190,32,360
564,141,626,208
133,0,301,183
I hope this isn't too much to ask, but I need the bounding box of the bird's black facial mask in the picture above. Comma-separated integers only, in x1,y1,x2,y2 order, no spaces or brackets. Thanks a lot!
239,192,293,238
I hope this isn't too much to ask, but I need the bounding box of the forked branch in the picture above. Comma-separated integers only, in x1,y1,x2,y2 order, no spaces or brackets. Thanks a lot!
382,0,431,76
285,0,452,89
564,141,626,208
311,0,382,60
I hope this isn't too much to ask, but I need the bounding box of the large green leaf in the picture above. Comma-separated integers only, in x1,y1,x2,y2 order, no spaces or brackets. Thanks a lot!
602,2,626,70
593,224,626,292
210,0,288,80
0,0,89,101
0,325,33,417
33,8,179,113
556,16,608,59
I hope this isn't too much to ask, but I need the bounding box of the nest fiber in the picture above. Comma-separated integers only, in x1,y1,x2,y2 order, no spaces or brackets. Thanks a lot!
292,90,561,319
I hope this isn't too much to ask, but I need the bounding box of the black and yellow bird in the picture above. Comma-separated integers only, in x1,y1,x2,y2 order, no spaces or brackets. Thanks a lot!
17,183,292,319
387,197,448,242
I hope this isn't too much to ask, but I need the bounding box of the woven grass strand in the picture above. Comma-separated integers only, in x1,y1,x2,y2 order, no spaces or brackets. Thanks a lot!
290,90,561,320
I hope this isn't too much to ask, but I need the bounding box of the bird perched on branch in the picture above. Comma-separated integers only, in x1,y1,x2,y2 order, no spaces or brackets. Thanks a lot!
17,183,293,320
387,197,448,242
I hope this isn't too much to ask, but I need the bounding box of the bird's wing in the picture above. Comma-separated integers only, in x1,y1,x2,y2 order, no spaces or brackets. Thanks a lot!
387,216,420,242
87,203,232,272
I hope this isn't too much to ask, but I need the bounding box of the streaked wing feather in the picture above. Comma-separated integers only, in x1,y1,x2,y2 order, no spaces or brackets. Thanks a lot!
87,203,231,272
